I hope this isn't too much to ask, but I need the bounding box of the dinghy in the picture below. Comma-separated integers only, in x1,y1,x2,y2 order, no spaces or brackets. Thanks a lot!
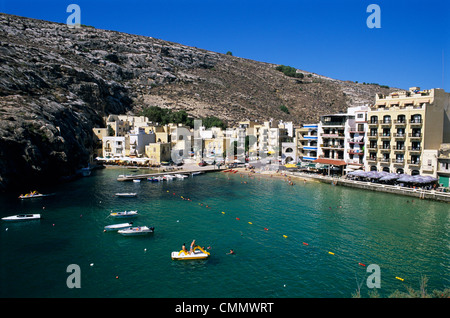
109,211,138,218
104,222,133,231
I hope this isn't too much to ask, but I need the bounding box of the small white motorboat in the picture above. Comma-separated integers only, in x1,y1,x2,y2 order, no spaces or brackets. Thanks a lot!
163,175,174,181
175,174,188,179
118,226,154,236
109,211,138,218
2,214,41,221
171,246,210,260
115,193,137,197
133,179,141,183
104,222,133,231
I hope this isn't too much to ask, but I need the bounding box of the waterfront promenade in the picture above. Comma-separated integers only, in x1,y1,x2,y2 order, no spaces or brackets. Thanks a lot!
114,162,450,202
258,169,450,203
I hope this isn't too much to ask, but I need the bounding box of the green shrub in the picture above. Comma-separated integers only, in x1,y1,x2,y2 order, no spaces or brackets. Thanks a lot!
275,65,304,79
279,105,290,114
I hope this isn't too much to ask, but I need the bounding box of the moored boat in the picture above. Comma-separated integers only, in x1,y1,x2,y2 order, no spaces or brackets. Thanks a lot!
163,175,175,181
109,211,138,218
175,174,188,179
118,226,154,236
104,222,133,231
1,214,41,221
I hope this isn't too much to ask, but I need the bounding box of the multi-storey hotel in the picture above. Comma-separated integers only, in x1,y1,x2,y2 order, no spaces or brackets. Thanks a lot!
296,124,318,162
365,87,450,176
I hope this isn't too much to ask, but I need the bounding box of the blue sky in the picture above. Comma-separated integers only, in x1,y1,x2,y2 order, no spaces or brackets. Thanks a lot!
1,0,449,91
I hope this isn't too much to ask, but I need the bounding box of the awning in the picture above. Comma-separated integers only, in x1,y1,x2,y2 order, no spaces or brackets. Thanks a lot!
313,158,347,166
347,165,363,170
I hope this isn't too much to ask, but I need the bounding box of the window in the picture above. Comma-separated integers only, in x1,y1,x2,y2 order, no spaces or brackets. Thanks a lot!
357,114,363,119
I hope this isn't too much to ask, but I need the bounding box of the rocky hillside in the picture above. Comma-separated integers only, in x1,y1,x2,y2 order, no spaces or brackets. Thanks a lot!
0,13,396,190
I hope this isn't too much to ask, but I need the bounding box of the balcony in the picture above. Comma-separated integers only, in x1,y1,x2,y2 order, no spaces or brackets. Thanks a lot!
407,160,421,166
348,129,365,134
347,138,365,144
380,147,391,153
367,145,378,151
408,146,421,153
393,146,405,153
391,158,405,166
368,121,378,127
379,133,391,140
380,120,392,128
321,145,345,150
321,133,345,138
379,158,390,165
348,149,364,155
393,133,406,139
368,134,378,140
409,119,422,127
366,157,377,163
321,121,346,127
408,133,422,140
393,120,407,127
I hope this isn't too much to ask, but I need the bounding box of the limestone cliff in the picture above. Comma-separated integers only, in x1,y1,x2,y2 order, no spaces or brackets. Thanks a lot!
0,13,396,190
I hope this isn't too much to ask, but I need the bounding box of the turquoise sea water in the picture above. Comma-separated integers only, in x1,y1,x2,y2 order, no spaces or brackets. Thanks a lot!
0,168,448,298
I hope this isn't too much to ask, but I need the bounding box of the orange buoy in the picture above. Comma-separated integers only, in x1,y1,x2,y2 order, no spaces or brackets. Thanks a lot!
302,242,309,246
264,228,269,231
236,218,240,220
358,263,366,267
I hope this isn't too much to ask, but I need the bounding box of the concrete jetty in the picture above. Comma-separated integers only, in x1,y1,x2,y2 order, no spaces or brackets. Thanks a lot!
116,165,224,181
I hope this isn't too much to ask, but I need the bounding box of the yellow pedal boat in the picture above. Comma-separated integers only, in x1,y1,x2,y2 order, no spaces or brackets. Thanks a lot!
171,246,210,260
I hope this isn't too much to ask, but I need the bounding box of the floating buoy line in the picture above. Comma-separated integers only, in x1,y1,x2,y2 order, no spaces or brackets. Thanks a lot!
164,175,416,286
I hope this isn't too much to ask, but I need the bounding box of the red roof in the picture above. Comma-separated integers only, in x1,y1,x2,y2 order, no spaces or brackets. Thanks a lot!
313,158,347,166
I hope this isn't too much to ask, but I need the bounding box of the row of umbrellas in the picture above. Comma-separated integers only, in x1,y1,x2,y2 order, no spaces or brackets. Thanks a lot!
348,170,438,184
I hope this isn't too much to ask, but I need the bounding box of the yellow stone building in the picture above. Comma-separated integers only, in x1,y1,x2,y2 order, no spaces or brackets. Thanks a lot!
145,142,171,164
365,87,450,176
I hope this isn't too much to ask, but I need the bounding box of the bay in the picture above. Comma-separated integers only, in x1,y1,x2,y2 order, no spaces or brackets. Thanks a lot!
0,168,448,298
